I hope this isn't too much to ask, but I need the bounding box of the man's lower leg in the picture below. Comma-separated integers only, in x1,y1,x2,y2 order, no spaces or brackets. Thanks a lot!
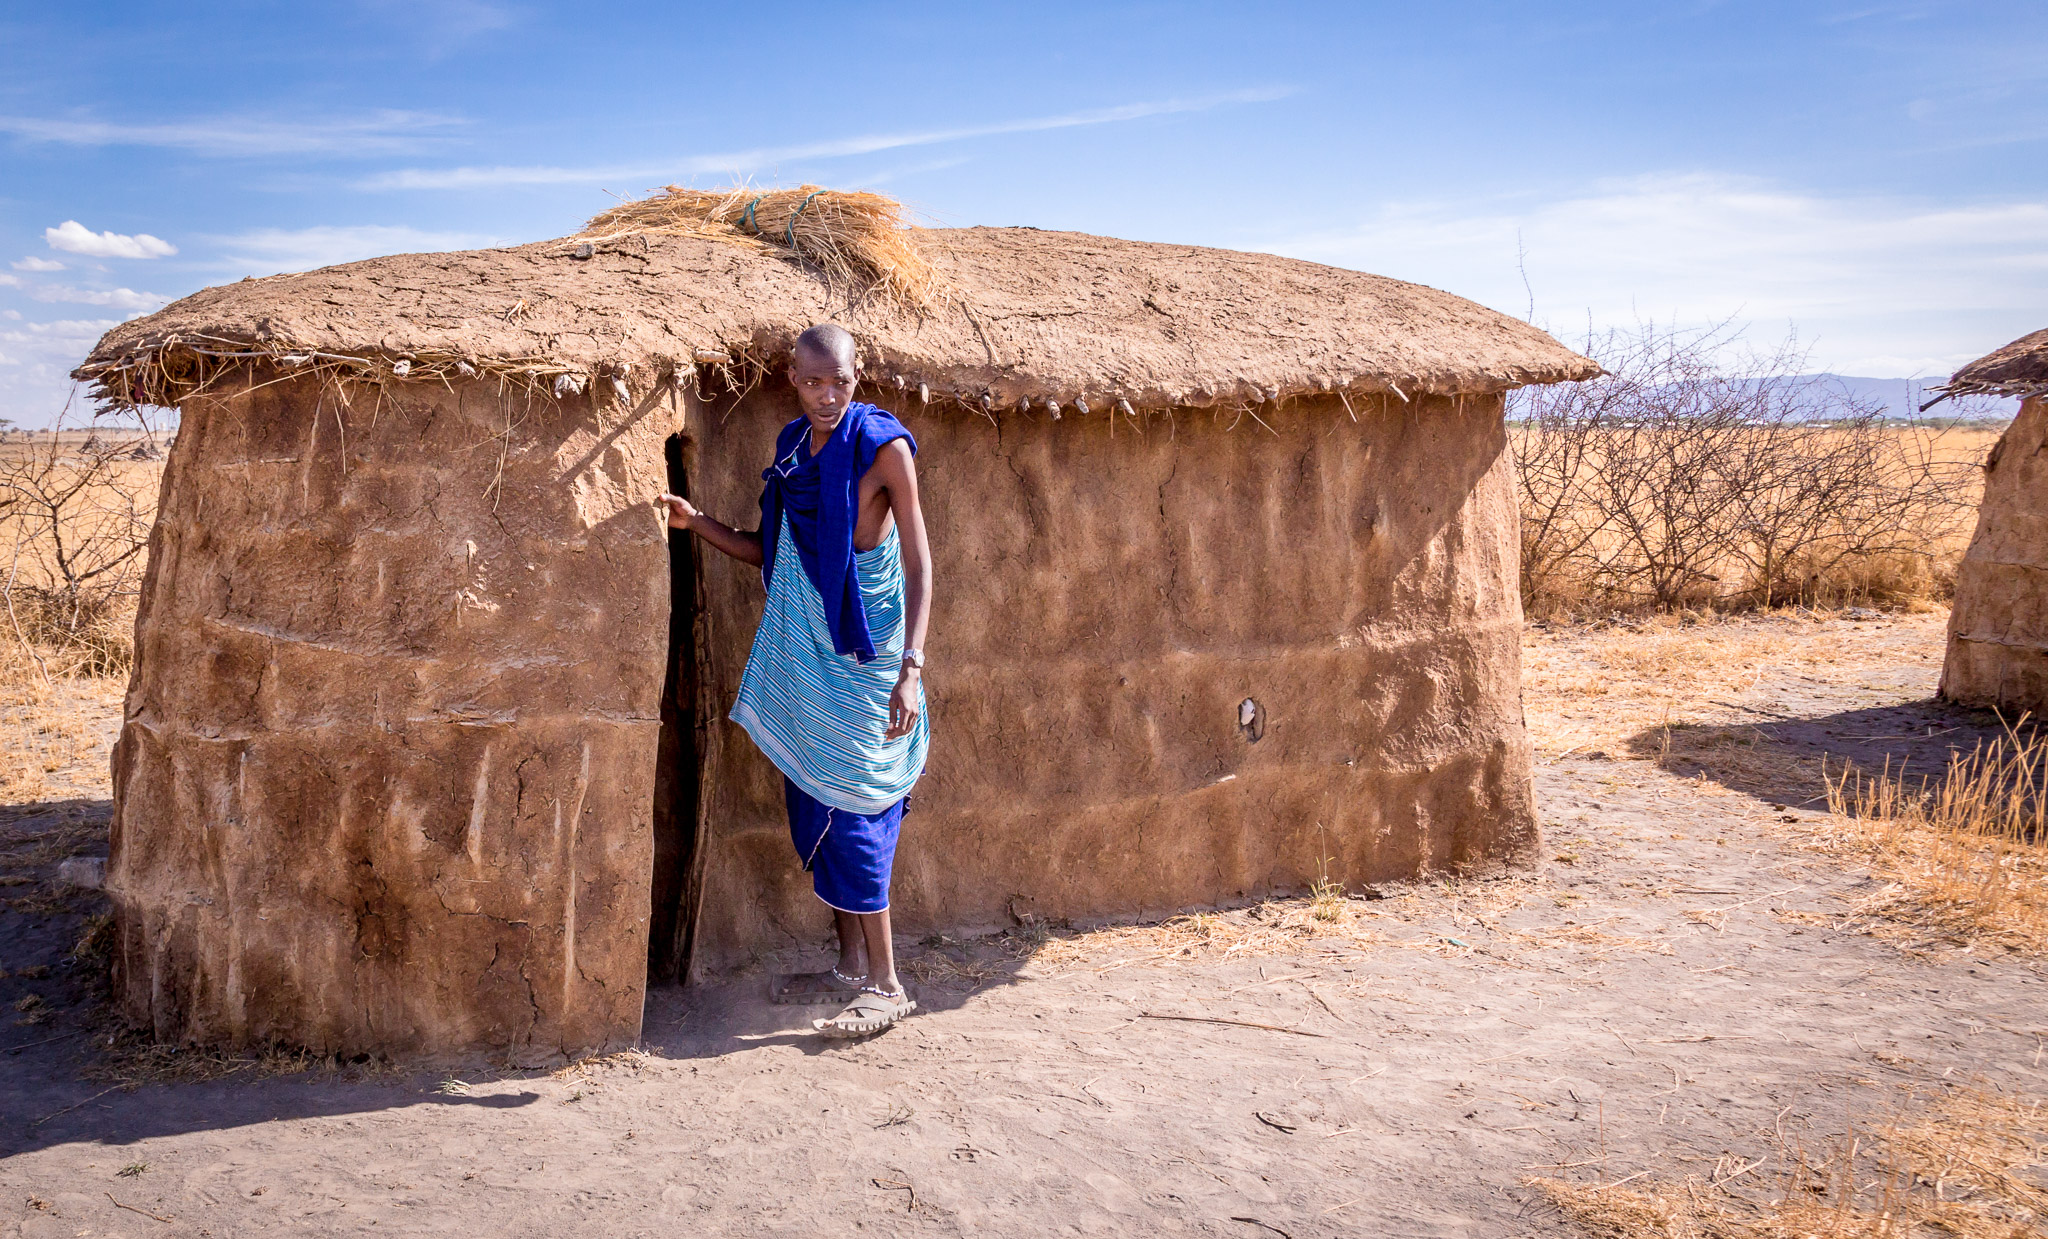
834,908,868,980
856,909,900,994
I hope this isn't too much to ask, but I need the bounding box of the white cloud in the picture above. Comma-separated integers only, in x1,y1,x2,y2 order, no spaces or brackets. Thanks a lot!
0,273,18,288
12,256,64,272
46,220,176,259
0,109,464,157
361,88,1292,191
211,224,505,274
1261,173,2048,377
26,284,168,312
0,317,123,426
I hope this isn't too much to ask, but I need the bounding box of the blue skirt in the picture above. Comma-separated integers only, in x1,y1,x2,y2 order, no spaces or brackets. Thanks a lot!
785,777,905,914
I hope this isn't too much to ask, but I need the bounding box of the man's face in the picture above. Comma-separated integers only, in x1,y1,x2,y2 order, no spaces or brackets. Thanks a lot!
789,347,858,431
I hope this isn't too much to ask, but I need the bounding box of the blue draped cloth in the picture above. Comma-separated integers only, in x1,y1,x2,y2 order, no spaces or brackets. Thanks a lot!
731,399,928,819
731,518,928,814
757,402,916,664
784,777,905,913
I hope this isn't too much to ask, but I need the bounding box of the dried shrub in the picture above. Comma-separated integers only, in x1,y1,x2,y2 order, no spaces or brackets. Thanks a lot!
0,405,161,679
1512,322,1981,617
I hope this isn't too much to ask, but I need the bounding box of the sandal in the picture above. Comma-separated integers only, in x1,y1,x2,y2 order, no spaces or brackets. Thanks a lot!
814,985,918,1037
770,966,866,1006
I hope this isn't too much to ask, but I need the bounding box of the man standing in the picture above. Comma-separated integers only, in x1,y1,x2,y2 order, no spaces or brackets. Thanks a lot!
658,324,930,1037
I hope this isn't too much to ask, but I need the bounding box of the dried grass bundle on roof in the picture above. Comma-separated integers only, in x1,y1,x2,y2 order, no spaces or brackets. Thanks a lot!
578,185,940,310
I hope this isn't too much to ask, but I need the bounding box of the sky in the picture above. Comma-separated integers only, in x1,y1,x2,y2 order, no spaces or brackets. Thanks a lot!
0,1,2042,425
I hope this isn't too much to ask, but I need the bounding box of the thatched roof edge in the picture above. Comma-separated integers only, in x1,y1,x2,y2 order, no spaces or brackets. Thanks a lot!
74,226,1601,414
1937,328,2048,401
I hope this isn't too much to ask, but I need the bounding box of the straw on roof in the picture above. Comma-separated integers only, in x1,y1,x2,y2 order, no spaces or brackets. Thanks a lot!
75,211,1601,413
1940,328,2048,400
576,185,939,310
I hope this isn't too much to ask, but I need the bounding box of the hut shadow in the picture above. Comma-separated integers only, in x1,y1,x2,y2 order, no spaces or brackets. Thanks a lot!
0,1065,540,1159
0,793,542,1158
1622,696,2026,811
0,797,112,862
0,796,112,826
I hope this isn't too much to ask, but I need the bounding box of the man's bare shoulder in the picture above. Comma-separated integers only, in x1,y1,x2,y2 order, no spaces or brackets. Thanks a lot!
866,437,917,482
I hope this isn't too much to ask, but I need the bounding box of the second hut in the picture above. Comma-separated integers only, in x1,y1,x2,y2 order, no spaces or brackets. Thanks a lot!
1941,328,2048,714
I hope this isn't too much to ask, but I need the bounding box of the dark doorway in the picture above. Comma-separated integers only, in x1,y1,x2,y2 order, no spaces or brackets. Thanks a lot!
648,431,706,984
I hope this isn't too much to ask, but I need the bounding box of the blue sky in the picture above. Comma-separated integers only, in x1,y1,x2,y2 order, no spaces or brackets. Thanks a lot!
1,1,2042,423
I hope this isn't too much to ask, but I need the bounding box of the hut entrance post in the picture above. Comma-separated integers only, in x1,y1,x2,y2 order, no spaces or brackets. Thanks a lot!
648,430,707,984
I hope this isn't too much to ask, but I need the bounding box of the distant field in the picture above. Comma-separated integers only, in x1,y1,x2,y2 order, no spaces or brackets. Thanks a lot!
1510,421,2001,615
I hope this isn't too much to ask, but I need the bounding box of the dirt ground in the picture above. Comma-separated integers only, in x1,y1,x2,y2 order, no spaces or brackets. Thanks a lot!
1,609,2043,1237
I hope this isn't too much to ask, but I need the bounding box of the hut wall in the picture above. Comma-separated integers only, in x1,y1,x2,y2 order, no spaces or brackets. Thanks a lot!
109,376,678,1060
1943,396,2048,712
684,387,1534,973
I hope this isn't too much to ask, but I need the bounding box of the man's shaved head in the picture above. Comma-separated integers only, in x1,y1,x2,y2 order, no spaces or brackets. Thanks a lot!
789,323,862,431
793,323,858,370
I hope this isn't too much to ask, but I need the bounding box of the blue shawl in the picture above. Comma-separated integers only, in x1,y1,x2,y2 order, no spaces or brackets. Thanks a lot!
758,401,916,664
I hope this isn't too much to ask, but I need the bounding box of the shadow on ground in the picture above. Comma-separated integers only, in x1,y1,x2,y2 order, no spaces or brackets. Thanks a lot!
0,1073,540,1161
644,928,1052,1062
1625,696,2032,809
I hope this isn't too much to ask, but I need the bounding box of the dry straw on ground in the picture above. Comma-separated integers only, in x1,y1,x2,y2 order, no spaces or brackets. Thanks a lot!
1530,1083,2048,1239
1820,723,2048,955
578,185,940,310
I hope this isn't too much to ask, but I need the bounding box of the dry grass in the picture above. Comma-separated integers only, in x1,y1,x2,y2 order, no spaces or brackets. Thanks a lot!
0,641,125,803
1529,1084,2048,1239
82,1030,332,1086
1523,609,2048,958
1818,725,2048,955
578,185,939,310
1520,609,1938,761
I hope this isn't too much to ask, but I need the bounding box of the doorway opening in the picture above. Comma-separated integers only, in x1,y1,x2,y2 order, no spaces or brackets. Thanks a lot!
648,430,706,984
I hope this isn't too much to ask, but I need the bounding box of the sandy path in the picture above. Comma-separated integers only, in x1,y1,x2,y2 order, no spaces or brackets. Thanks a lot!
1,613,2042,1237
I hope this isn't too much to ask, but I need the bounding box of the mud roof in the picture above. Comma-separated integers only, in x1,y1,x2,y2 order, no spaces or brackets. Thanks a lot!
1943,328,2048,400
77,225,1599,413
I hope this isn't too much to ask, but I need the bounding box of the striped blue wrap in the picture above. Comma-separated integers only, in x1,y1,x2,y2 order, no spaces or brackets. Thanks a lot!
731,516,928,814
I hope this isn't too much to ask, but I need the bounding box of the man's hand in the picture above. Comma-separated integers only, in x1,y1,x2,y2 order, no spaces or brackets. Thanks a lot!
885,666,922,740
657,492,698,531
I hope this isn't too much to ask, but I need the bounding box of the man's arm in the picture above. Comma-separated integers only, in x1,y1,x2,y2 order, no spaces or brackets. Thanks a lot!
658,493,765,568
872,441,930,740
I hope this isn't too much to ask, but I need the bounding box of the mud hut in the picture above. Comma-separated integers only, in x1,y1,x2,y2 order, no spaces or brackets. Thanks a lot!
1940,328,2048,714
77,189,1597,1062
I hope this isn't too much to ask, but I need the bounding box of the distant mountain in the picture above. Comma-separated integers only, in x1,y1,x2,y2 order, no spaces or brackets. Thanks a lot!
1801,374,2018,421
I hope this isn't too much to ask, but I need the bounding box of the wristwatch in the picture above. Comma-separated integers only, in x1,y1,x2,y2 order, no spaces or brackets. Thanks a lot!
901,648,925,671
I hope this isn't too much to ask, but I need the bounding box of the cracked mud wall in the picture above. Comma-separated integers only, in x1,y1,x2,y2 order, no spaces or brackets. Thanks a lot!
1943,395,2048,712
110,375,676,1061
685,387,1535,974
